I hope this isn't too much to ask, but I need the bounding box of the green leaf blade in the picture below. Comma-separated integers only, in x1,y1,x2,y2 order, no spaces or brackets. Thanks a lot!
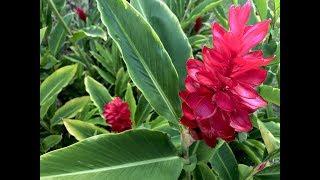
40,129,183,180
96,0,181,123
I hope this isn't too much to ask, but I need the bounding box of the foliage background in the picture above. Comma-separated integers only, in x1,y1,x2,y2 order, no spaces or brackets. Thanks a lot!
40,0,280,179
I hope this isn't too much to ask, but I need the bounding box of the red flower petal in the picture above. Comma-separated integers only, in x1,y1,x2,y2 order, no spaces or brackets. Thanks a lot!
240,20,271,55
240,95,267,111
179,91,216,119
232,69,267,87
186,59,204,80
215,91,234,111
202,133,217,147
229,0,251,35
232,83,259,99
230,110,252,132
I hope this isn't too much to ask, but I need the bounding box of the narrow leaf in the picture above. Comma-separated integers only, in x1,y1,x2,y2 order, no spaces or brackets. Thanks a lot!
63,119,109,141
40,64,77,106
84,76,112,113
50,96,91,127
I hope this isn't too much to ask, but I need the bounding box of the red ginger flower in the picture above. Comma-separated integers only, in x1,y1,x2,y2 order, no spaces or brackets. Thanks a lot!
179,1,273,147
103,97,132,132
75,7,87,22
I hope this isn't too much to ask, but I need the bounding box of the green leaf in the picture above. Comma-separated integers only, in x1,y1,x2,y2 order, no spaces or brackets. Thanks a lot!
188,35,209,49
181,0,222,29
235,139,265,164
134,95,153,126
253,0,268,20
84,117,108,126
190,141,214,163
264,121,280,140
90,50,114,74
238,164,254,180
63,55,87,67
131,0,192,89
115,68,130,97
41,52,59,69
63,119,109,141
48,13,74,56
253,164,280,180
40,64,77,106
40,96,56,119
257,120,279,154
149,116,180,142
40,129,183,180
194,163,218,180
53,0,66,12
125,83,136,120
70,26,107,43
96,0,181,123
41,135,62,152
274,0,280,23
84,76,113,113
93,65,116,84
209,141,239,180
50,96,91,127
259,85,280,106
40,27,47,45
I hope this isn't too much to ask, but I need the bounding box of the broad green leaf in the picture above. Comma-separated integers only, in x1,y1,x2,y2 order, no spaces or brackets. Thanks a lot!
41,135,62,153
93,65,115,84
181,0,222,29
40,64,77,106
259,85,280,106
209,141,239,180
85,117,108,126
115,68,130,97
40,129,183,180
257,120,279,154
274,0,280,23
134,95,153,126
48,13,73,56
40,27,47,45
63,119,109,141
53,0,66,12
194,163,218,180
190,141,214,163
40,96,56,119
70,26,107,43
149,116,180,143
50,96,91,127
96,0,181,123
125,83,136,120
131,0,192,89
253,0,268,20
84,76,112,113
238,164,254,180
264,121,280,140
253,164,280,180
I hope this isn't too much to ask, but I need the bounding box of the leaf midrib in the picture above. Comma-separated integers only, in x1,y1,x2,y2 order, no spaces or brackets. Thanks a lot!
98,0,179,120
41,156,179,178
